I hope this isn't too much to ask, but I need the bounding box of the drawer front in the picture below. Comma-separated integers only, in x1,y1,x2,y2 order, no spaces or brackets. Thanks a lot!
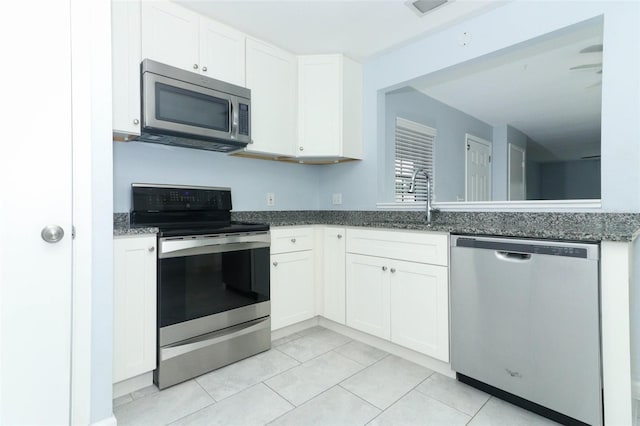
346,228,448,266
271,226,314,254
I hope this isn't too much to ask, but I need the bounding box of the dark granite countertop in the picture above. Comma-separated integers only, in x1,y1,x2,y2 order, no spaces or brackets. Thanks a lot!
113,213,158,236
113,211,640,242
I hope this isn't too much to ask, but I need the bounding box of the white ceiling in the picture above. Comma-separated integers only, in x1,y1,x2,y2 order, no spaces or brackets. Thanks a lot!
177,0,506,61
411,19,603,161
177,0,602,162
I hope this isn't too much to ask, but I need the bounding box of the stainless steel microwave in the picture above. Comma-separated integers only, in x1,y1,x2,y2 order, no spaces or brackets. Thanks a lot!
137,59,251,153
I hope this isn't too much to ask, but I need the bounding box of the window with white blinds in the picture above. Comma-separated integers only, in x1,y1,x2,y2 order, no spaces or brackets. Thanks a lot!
394,117,436,203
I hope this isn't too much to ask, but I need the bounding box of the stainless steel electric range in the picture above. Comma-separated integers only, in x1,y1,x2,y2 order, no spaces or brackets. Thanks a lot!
130,184,271,389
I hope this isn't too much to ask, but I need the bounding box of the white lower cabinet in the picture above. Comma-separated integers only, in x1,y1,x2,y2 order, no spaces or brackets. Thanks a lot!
389,260,449,361
345,228,450,362
322,227,346,324
113,235,157,384
345,254,390,339
270,227,315,330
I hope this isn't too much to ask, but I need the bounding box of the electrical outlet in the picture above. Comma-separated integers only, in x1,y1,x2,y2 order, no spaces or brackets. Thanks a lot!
266,192,275,207
332,193,343,205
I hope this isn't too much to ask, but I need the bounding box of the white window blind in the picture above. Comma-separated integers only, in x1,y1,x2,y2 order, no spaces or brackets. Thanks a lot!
394,117,436,203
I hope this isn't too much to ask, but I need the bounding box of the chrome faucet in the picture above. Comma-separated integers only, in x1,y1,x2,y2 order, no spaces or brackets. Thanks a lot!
408,168,438,226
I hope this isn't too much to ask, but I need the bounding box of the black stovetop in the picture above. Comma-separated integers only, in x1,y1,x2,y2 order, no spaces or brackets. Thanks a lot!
130,184,269,237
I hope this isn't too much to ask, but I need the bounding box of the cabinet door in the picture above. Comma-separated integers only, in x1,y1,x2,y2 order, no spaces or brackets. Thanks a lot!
271,250,315,330
199,17,245,86
245,38,297,156
141,1,200,73
113,236,157,384
297,55,341,157
345,254,390,340
322,227,346,324
390,261,449,362
112,0,141,137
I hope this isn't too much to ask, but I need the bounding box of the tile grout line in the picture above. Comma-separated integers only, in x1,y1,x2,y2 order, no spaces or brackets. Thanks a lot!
159,380,217,426
337,384,384,414
465,396,493,425
413,374,486,419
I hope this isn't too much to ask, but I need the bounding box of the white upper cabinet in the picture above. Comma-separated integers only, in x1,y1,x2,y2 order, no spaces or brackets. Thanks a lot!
297,55,363,161
244,38,297,157
112,0,141,138
199,18,245,86
141,1,245,85
141,1,200,73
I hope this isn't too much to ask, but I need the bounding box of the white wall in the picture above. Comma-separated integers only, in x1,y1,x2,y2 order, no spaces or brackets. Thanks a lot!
317,0,640,212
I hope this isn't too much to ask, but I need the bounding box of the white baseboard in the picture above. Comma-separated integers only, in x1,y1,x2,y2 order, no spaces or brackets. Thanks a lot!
271,317,320,340
91,414,117,426
113,371,154,399
318,317,455,378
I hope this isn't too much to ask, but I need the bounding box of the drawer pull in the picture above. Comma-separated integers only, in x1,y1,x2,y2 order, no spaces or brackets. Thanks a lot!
291,238,296,243
273,261,278,267
337,234,343,239
382,266,387,271
390,268,396,273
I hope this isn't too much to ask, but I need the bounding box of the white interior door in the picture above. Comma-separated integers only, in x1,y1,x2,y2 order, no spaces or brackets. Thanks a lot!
0,1,73,424
465,134,492,201
508,143,527,200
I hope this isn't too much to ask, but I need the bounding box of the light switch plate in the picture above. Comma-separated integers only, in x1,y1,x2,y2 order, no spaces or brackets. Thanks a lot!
267,192,275,207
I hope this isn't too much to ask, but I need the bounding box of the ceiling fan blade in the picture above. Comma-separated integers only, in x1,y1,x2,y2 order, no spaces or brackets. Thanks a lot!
580,44,603,54
569,63,603,70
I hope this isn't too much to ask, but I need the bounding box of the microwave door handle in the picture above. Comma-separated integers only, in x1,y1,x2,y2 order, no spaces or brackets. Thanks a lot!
230,99,239,138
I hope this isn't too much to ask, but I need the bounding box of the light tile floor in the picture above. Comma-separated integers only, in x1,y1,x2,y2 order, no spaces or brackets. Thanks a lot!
113,326,559,426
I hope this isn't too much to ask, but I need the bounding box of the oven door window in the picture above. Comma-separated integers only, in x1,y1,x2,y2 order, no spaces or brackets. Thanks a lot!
159,247,270,327
155,82,230,132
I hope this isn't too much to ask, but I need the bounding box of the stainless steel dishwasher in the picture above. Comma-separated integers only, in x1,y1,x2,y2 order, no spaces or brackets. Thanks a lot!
450,235,601,426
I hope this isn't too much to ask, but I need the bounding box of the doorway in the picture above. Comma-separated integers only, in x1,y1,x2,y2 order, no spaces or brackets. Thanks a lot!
465,134,492,201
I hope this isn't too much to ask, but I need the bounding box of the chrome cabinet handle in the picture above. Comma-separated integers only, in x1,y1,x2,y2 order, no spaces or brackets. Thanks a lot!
291,238,296,243
133,118,139,125
273,261,278,267
382,266,387,271
202,66,208,72
193,64,199,70
148,246,155,252
41,225,64,243
390,268,396,273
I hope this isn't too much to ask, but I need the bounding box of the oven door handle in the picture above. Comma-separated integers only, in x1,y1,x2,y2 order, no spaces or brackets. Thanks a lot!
159,234,270,258
160,316,270,361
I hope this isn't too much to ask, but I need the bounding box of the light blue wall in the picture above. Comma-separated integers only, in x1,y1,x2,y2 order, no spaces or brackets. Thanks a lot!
317,1,640,212
539,159,601,200
384,87,493,202
526,160,542,199
113,141,322,212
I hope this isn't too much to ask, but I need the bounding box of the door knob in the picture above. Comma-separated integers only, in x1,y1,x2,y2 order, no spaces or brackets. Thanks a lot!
202,66,208,72
337,234,343,239
41,225,64,243
193,64,199,70
273,261,278,266
382,266,387,271
291,238,296,243
133,118,139,125
390,268,396,273
148,246,155,252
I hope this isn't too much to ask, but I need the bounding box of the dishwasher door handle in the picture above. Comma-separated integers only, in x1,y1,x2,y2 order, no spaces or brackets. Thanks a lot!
495,251,532,262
